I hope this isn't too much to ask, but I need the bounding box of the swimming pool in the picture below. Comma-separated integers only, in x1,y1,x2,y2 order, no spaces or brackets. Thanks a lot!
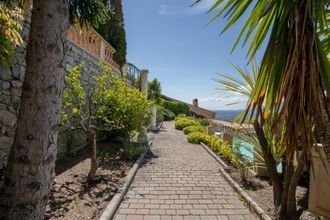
233,137,254,159
232,136,282,173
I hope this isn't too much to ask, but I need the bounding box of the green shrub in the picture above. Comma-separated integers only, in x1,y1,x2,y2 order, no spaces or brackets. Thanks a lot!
187,132,211,144
122,143,145,160
157,105,176,122
209,138,237,166
175,118,200,130
163,100,189,116
175,114,186,121
183,125,206,135
198,118,210,126
156,110,164,124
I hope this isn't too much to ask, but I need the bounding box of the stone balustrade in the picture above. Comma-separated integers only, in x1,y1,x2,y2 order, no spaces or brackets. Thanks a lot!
67,26,121,72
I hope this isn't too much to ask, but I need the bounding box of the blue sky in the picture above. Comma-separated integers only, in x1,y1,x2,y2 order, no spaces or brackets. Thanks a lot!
123,0,262,110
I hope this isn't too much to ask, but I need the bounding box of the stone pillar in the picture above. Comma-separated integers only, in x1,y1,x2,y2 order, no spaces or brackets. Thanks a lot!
140,69,148,93
223,132,233,146
137,70,148,143
150,106,158,131
122,64,128,78
100,40,105,60
208,123,218,136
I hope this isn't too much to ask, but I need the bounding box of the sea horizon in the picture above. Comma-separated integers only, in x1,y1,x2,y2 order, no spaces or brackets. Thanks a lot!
212,109,244,122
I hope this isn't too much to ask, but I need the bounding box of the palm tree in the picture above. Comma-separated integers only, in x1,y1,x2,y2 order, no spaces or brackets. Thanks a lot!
215,63,286,219
195,0,329,219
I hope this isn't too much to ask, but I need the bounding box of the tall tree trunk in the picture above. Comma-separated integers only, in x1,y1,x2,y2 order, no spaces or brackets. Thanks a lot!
253,121,283,218
85,130,97,182
279,159,293,220
0,1,69,219
286,154,305,219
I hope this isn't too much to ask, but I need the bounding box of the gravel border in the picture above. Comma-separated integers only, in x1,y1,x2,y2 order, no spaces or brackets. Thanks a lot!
99,140,152,220
200,142,272,220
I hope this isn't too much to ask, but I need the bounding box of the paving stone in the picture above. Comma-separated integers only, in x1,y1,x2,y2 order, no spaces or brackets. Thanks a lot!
200,216,218,220
126,215,144,220
113,121,258,220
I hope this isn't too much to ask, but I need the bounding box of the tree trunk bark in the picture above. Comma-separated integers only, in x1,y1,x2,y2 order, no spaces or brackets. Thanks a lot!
86,130,98,182
0,1,69,219
286,154,305,219
253,121,283,218
279,160,293,220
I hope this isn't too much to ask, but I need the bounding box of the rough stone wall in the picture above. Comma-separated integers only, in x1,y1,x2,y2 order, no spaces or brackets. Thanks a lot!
0,14,31,173
0,17,119,177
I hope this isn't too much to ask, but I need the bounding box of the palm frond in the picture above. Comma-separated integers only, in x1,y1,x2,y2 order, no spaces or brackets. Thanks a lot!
209,0,330,162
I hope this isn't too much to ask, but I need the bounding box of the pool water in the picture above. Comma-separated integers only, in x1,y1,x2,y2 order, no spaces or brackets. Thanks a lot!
233,137,254,159
232,136,282,173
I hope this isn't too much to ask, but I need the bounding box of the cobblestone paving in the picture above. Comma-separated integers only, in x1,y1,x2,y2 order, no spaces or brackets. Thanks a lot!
114,121,257,220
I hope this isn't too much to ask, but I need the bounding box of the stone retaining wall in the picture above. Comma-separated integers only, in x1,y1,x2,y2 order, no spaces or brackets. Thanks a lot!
0,15,120,178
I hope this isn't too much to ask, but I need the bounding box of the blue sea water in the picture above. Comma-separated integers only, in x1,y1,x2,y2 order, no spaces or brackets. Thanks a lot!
214,110,243,121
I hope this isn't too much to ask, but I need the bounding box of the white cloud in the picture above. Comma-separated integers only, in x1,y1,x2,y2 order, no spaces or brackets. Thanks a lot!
185,0,217,14
157,0,217,16
158,4,182,15
198,92,248,107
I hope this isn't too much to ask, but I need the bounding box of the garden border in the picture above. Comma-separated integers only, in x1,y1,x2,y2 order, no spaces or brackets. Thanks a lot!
200,142,272,220
99,139,152,220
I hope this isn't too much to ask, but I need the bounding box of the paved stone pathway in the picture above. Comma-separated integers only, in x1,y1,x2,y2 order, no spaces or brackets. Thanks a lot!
114,121,257,220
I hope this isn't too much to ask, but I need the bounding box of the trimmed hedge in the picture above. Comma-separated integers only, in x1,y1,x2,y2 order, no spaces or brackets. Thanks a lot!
187,132,211,144
175,114,186,121
183,125,206,135
184,126,238,168
175,118,200,130
209,136,238,167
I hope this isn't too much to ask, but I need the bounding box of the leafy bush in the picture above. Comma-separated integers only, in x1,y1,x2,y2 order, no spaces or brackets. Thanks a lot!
163,100,189,116
183,125,206,135
187,132,211,144
209,137,238,167
62,64,151,181
176,114,186,120
95,67,152,138
163,109,175,121
156,105,175,123
122,143,145,160
175,118,200,130
198,118,210,126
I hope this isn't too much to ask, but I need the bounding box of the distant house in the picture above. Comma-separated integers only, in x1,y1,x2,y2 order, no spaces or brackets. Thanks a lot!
161,95,216,119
